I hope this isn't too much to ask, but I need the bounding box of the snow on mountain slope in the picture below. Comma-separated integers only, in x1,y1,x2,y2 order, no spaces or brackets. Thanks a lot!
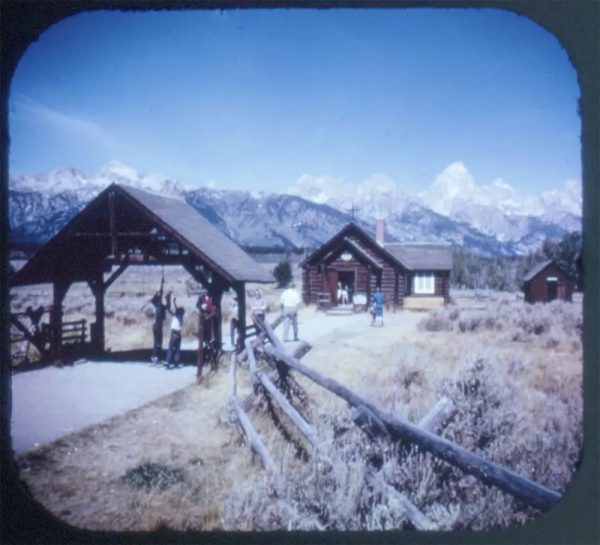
419,161,580,221
289,173,417,219
9,160,581,255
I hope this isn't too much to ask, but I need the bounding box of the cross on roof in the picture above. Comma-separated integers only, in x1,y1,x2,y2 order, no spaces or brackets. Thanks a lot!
346,204,361,220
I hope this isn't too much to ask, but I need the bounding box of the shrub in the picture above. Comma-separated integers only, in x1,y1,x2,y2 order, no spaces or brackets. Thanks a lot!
124,462,185,490
272,261,292,288
418,308,454,332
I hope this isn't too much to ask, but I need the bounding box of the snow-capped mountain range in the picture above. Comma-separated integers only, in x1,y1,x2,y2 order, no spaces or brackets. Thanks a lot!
9,160,581,256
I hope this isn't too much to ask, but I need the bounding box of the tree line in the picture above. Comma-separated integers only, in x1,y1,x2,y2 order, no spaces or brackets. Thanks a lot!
451,231,582,292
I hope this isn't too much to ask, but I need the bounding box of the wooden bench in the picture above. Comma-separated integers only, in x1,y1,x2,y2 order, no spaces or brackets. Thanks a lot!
61,319,87,346
317,292,332,311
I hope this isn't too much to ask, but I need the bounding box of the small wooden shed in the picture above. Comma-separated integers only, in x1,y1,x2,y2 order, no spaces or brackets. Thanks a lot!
10,183,273,360
522,260,573,303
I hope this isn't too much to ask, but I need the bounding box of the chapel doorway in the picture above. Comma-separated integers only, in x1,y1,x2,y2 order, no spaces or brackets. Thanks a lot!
338,270,356,304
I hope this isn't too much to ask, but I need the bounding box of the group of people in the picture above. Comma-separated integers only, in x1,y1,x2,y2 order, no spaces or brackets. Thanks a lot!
336,282,353,305
150,280,384,367
150,288,215,369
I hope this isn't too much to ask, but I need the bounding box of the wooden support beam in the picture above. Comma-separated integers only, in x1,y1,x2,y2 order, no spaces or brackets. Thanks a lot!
197,313,205,382
74,231,156,238
210,282,226,354
108,189,118,258
246,340,318,449
183,262,211,289
51,279,70,360
263,345,561,512
103,257,129,291
235,283,247,352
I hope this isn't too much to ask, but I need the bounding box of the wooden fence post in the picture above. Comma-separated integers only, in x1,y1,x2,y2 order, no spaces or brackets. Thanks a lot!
197,312,205,381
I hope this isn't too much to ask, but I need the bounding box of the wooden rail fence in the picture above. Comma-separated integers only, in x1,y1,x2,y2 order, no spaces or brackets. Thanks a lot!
228,313,561,527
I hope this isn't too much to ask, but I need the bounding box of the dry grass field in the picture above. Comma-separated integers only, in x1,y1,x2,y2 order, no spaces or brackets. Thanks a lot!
9,266,583,532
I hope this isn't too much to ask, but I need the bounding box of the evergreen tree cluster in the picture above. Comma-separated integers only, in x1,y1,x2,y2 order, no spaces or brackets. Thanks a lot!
451,231,582,293
272,260,293,288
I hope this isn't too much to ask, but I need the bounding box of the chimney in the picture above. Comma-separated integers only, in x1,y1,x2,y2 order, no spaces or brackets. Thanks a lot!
376,219,385,247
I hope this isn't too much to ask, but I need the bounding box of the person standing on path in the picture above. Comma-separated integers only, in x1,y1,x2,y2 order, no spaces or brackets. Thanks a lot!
280,283,300,342
251,288,267,324
165,295,185,369
371,286,384,326
150,291,167,363
229,296,239,349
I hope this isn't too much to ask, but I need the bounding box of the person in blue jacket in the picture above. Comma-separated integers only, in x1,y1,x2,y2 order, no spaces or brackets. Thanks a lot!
371,286,384,326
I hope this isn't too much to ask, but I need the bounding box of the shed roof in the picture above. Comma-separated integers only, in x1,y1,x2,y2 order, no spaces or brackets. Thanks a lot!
385,243,453,271
522,259,571,283
12,183,273,286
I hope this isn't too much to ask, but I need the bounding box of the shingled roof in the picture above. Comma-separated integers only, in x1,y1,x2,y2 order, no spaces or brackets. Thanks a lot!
12,183,273,286
385,243,453,271
522,260,558,282
118,185,272,283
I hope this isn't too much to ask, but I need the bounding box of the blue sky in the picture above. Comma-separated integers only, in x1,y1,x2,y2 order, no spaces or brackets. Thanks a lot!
9,8,580,194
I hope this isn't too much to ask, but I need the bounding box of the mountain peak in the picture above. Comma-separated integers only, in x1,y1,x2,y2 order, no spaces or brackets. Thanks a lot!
98,160,140,181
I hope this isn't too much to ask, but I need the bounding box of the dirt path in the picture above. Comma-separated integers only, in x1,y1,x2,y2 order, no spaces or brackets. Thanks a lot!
298,307,422,385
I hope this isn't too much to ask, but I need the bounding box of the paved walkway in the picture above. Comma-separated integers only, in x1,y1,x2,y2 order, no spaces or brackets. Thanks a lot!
10,361,196,454
10,307,422,455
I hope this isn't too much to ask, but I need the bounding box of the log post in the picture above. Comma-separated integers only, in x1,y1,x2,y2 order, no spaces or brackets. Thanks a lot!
246,340,318,449
197,312,205,382
50,279,70,360
210,282,225,355
234,282,246,353
88,264,106,356
263,345,561,511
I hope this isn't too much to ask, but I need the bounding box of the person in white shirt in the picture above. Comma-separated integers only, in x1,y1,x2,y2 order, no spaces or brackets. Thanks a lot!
280,283,300,342
251,288,267,323
229,296,239,349
165,295,185,369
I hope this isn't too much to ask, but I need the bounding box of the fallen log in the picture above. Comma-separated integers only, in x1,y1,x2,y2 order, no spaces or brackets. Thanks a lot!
263,345,561,512
246,340,318,449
